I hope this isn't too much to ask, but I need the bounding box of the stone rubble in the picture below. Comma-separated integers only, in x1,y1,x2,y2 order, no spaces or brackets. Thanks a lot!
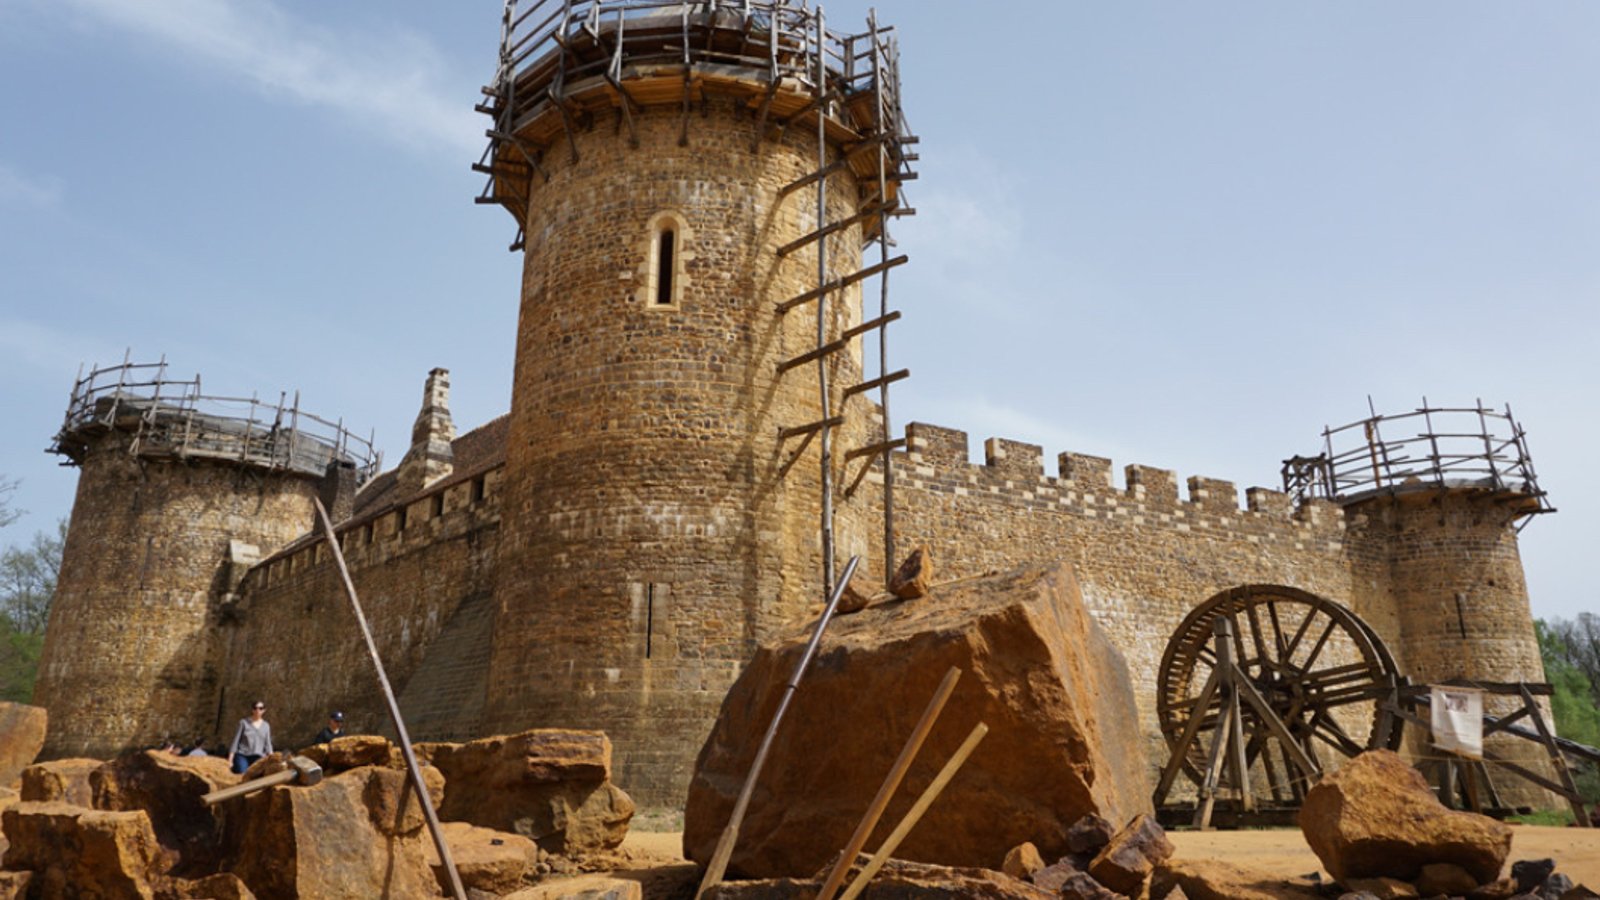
0,729,633,899
0,704,47,788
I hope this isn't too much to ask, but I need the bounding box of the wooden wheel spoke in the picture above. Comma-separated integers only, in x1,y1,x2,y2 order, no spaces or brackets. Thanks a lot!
1245,602,1270,670
1156,588,1403,809
1295,661,1380,692
1299,617,1338,672
1268,602,1288,660
1308,712,1366,756
1282,608,1319,660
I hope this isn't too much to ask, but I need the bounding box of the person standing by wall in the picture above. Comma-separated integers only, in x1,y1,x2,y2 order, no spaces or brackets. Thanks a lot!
226,700,273,775
313,710,348,745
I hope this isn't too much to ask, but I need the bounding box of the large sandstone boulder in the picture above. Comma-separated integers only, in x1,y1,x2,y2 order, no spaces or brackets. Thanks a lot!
1298,750,1511,885
0,704,47,787
1,801,165,899
91,750,237,875
220,764,446,900
418,730,634,857
684,563,1151,878
423,821,538,895
506,875,644,900
1156,859,1325,900
703,857,1058,899
19,758,100,807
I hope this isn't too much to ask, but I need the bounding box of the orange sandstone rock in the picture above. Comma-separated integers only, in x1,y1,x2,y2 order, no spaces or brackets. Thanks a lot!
684,563,1151,878
1298,750,1511,885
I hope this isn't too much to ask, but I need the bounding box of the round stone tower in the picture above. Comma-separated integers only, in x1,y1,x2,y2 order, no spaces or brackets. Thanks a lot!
35,361,372,759
1303,401,1556,804
476,2,916,803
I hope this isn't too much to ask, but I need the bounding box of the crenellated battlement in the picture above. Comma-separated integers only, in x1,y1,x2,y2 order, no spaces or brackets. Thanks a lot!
893,420,1336,530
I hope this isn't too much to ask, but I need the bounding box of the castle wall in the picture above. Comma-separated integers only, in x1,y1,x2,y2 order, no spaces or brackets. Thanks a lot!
881,422,1399,784
213,467,502,751
35,429,321,759
488,95,877,806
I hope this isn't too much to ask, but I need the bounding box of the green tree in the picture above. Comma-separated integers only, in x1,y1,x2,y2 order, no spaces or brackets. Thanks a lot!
0,511,65,703
0,519,65,634
1537,618,1600,803
0,476,19,529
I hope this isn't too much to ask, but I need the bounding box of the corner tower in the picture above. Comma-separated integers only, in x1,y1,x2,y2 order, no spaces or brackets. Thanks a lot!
35,359,375,759
1286,401,1556,801
475,2,917,803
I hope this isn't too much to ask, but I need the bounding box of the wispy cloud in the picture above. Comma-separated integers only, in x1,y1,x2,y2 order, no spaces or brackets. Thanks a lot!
0,162,62,210
53,0,480,157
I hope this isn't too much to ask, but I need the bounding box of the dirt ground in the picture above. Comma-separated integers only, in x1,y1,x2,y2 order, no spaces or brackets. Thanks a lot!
621,826,1600,888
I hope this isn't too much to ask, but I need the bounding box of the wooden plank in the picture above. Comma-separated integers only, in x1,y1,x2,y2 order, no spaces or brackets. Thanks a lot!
814,668,962,900
777,256,907,314
836,723,989,900
843,369,909,400
779,416,845,441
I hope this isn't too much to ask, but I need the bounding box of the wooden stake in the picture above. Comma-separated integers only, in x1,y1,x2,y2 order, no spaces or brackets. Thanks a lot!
836,723,988,900
313,498,467,900
814,667,962,900
694,556,862,900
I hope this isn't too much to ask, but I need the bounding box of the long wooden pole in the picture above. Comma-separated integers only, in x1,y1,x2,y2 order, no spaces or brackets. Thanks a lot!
694,555,862,899
814,667,961,900
836,723,989,900
313,498,467,900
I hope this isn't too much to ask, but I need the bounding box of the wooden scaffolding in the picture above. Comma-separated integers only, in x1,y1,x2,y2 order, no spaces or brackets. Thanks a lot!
475,1,919,596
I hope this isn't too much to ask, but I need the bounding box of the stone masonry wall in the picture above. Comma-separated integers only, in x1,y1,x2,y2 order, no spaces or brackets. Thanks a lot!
35,428,322,759
213,466,502,752
879,421,1399,786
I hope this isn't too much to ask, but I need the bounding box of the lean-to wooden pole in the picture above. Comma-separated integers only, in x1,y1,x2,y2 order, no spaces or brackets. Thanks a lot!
814,667,962,900
694,555,862,900
836,722,990,900
314,498,467,900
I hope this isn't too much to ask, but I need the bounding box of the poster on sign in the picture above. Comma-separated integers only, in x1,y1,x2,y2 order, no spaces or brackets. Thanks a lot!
1431,685,1484,759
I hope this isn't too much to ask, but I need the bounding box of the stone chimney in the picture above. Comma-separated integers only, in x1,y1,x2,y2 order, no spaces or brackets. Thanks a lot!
396,368,456,497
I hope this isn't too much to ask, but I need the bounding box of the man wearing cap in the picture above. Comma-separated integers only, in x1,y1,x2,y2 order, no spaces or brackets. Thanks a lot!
314,711,349,745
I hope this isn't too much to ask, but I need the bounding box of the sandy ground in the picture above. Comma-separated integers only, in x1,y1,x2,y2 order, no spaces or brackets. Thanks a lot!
621,826,1600,888
1170,826,1600,887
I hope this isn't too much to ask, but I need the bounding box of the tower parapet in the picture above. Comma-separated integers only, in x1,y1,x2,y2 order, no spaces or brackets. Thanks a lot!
1289,401,1556,804
35,358,373,759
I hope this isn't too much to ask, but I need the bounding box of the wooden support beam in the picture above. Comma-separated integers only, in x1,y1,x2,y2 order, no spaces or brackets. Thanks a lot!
1153,666,1220,806
844,437,905,462
843,369,909,400
779,416,845,441
1522,682,1590,827
778,339,847,375
776,313,899,375
778,208,881,257
778,256,908,314
843,311,901,342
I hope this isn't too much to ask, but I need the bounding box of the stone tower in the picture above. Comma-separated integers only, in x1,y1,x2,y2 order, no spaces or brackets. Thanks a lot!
475,2,916,803
35,361,372,759
1296,401,1556,801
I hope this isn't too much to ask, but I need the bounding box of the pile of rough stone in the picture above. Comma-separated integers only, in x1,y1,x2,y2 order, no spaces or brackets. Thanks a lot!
0,713,636,900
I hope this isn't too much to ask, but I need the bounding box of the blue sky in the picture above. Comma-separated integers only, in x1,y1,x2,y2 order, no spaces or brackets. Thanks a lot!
1,1,1595,620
